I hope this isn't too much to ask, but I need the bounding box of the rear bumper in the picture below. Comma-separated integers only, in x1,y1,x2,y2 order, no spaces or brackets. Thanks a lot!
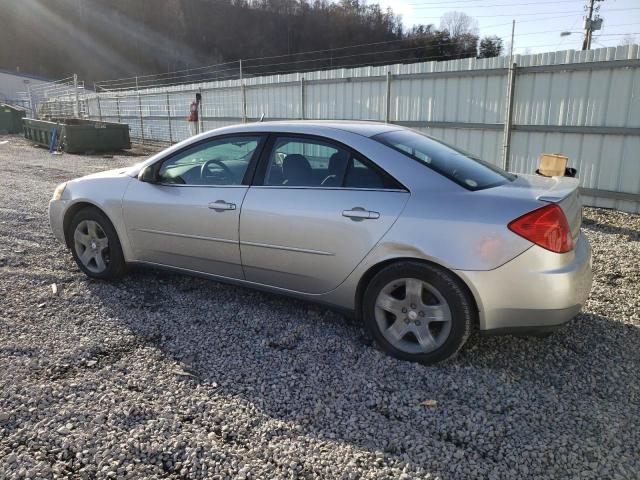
457,232,593,333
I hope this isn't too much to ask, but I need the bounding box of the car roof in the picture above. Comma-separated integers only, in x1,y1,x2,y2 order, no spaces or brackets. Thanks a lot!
210,120,402,138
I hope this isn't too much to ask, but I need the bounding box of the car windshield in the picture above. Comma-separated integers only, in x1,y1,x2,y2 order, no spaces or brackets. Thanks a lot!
373,130,515,191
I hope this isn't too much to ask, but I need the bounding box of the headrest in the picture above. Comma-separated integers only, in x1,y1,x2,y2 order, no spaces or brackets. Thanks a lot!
282,154,312,184
328,151,349,176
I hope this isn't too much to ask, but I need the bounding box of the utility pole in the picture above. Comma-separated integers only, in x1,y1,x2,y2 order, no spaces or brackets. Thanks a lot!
582,0,604,50
508,19,515,62
502,20,516,171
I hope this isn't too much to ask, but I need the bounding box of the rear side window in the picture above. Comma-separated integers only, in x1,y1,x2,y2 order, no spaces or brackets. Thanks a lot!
345,158,386,189
261,135,403,190
373,130,515,191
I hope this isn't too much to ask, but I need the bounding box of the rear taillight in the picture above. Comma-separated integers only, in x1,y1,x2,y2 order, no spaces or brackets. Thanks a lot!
508,204,573,253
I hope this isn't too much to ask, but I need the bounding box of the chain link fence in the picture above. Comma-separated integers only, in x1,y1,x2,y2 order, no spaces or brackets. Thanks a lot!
16,74,88,119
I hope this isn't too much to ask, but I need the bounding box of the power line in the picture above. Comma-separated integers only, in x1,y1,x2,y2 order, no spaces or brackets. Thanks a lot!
96,32,637,92
94,11,639,89
247,43,475,71
100,31,500,87
406,0,582,5
96,61,239,86
98,66,241,89
596,32,640,36
254,31,638,71
235,40,631,79
99,73,243,92
516,23,639,38
99,39,479,90
237,15,630,64
410,6,637,19
409,0,584,9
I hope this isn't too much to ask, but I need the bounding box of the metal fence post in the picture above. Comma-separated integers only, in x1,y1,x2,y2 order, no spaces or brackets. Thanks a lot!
27,84,35,118
166,92,173,144
97,95,103,122
73,73,80,117
502,62,517,171
240,60,247,123
241,83,247,123
136,76,145,143
198,87,203,134
385,71,392,123
300,77,305,120
116,96,121,123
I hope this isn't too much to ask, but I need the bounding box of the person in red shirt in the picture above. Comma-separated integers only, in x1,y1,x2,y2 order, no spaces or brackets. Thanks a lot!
187,93,201,136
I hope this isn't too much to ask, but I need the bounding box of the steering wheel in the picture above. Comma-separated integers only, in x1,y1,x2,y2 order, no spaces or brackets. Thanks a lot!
200,159,235,184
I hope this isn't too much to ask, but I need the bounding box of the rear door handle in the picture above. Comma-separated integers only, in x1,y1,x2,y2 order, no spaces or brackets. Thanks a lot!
208,200,236,211
342,208,380,220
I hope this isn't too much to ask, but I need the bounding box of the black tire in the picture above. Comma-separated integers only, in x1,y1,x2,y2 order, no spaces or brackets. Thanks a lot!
362,261,474,364
68,207,126,280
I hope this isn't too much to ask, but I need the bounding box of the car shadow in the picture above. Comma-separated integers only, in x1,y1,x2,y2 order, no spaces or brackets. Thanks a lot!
82,266,640,475
582,216,640,241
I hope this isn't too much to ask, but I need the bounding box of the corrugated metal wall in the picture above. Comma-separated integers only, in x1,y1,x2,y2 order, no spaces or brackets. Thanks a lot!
86,44,640,213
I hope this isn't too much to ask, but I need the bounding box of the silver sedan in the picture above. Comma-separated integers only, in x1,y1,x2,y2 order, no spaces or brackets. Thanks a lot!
49,121,592,364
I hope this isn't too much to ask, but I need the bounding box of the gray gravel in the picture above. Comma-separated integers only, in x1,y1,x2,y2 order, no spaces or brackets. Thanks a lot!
1,134,639,479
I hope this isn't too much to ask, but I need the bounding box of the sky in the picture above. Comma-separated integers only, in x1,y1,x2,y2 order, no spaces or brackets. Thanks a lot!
374,0,640,54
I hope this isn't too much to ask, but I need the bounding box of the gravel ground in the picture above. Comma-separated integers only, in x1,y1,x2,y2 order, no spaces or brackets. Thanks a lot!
1,134,639,480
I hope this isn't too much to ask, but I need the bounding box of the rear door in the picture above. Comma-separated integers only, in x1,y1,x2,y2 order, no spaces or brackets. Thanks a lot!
123,134,265,278
239,134,410,294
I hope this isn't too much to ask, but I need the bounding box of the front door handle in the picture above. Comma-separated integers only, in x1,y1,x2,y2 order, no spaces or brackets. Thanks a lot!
208,200,236,211
342,208,380,220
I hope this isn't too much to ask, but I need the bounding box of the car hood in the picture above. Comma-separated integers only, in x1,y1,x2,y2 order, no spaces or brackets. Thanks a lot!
77,167,134,181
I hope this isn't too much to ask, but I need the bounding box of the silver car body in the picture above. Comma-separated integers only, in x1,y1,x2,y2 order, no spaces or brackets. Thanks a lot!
49,121,592,332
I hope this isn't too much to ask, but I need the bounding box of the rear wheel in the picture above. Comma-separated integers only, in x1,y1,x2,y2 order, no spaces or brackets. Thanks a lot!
363,261,474,364
68,207,126,279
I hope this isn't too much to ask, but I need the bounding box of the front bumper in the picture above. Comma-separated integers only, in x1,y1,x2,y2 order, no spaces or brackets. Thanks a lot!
49,199,67,245
457,232,593,333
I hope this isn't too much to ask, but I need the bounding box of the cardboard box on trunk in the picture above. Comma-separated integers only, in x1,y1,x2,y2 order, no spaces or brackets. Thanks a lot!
539,153,568,177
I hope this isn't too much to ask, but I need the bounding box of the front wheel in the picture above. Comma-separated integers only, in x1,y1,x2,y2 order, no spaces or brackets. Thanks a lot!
362,262,474,364
68,207,126,280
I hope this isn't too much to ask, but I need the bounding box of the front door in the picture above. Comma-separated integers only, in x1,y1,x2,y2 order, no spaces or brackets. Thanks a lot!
123,134,265,278
240,135,409,294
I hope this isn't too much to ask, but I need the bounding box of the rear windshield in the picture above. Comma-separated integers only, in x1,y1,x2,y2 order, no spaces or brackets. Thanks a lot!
373,130,515,191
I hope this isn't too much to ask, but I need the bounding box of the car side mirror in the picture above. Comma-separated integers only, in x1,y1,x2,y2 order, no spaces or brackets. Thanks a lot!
138,165,158,183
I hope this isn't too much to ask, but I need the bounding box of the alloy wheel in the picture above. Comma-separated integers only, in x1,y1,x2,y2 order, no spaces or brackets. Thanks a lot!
73,220,110,274
374,277,452,354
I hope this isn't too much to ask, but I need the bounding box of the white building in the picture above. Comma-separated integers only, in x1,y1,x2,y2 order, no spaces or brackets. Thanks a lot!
0,69,53,112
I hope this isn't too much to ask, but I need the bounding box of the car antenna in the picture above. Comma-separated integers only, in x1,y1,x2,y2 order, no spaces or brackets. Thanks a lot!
258,113,265,122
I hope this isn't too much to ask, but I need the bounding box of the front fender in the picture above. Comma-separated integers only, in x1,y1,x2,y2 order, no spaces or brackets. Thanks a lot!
55,175,135,261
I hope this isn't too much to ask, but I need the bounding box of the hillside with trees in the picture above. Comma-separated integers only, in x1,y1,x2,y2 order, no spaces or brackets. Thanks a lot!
0,0,503,85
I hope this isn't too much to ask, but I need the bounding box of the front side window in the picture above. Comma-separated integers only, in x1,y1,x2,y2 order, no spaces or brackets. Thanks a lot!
262,136,401,189
373,130,515,191
158,136,263,186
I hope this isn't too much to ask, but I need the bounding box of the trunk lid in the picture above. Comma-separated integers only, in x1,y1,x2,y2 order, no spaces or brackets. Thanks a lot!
491,174,582,244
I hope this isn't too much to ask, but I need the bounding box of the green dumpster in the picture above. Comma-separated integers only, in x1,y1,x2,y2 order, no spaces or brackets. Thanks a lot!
0,104,27,134
23,117,130,153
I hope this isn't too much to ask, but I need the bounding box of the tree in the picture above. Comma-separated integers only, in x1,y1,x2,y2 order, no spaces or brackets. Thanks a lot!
439,11,478,38
478,35,503,58
0,0,482,84
439,11,479,59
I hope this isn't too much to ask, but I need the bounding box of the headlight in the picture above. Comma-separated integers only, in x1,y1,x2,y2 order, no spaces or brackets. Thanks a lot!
52,182,67,201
